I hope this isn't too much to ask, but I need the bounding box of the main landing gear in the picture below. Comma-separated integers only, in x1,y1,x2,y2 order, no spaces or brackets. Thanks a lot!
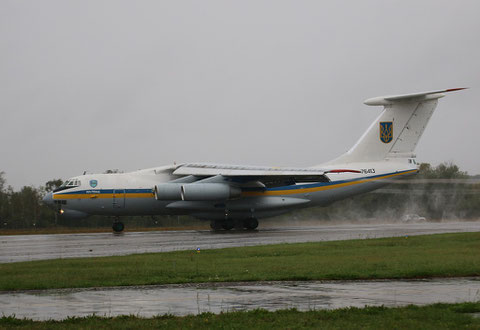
112,217,125,233
210,218,259,231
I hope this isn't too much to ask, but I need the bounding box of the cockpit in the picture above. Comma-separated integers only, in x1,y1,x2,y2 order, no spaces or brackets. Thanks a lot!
53,178,82,192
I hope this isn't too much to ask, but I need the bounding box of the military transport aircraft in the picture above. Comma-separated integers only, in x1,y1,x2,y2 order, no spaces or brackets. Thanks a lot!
43,88,466,232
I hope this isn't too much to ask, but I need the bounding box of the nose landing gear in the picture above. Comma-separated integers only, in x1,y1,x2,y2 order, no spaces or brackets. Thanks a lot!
210,220,223,230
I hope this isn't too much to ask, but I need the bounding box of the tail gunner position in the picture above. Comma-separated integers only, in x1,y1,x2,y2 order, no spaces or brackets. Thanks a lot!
43,88,466,232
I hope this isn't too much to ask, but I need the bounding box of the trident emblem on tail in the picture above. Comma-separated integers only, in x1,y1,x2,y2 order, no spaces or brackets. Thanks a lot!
379,122,393,143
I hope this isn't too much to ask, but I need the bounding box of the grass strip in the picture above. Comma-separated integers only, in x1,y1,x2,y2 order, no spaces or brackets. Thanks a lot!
2,303,480,329
1,232,480,291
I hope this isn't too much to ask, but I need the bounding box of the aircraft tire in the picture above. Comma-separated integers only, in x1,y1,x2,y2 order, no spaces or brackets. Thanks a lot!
244,218,259,230
234,219,245,230
112,222,125,232
222,220,234,230
210,220,223,231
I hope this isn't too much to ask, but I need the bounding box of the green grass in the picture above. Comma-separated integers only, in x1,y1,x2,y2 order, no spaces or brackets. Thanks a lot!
1,232,480,291
2,303,480,329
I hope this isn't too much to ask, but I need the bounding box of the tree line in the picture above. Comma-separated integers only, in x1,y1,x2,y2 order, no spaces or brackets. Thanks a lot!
0,163,479,230
285,163,480,222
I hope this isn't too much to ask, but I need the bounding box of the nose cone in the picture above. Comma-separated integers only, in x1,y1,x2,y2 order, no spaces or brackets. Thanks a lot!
42,192,54,206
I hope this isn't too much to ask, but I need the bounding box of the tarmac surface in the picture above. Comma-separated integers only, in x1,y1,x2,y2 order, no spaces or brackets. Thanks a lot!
2,221,480,320
1,221,480,263
1,278,479,320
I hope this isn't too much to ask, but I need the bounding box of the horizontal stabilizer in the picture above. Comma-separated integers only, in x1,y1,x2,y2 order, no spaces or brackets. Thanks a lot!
364,88,467,106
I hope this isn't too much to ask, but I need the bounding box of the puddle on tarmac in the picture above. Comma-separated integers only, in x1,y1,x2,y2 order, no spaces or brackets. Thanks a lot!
1,278,480,320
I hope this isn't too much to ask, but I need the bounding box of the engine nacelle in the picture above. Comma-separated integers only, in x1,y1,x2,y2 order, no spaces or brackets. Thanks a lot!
181,183,241,201
154,183,183,200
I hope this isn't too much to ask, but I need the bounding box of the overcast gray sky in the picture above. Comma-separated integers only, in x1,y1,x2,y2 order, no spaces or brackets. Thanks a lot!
1,0,479,189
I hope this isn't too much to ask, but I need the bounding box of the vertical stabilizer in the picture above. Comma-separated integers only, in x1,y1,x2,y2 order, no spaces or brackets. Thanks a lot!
326,88,466,164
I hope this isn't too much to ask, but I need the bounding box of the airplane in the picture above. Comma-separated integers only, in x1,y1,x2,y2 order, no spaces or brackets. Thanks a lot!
43,88,466,232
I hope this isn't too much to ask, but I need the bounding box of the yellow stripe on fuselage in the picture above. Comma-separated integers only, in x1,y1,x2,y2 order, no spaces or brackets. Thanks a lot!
242,170,417,197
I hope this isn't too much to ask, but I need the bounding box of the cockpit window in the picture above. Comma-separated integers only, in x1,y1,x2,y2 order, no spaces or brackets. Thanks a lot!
56,179,82,191
69,179,81,187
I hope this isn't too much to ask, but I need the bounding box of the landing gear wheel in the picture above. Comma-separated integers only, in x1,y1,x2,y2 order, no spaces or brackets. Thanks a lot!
244,218,259,230
234,219,245,230
112,222,124,232
222,220,234,230
210,220,223,231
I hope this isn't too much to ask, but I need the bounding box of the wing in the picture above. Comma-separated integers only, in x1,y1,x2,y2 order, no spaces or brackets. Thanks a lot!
172,163,360,187
174,163,328,176
153,163,361,208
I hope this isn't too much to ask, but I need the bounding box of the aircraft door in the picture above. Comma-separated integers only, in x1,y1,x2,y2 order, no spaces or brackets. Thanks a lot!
113,189,125,208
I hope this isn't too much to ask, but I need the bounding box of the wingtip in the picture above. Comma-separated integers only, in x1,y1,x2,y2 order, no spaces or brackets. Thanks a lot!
444,87,468,93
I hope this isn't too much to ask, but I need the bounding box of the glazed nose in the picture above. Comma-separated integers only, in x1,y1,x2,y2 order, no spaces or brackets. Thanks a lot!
42,192,54,206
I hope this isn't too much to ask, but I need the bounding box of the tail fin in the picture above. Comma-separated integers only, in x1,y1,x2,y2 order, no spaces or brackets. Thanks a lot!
328,88,466,164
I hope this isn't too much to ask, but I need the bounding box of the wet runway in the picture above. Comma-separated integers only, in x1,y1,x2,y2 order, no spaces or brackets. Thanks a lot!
1,278,479,320
1,221,480,263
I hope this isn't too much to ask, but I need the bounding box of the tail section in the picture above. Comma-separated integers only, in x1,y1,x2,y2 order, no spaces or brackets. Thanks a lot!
327,88,466,164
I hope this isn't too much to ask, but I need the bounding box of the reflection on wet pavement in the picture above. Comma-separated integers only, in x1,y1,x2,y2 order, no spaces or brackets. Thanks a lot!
1,222,480,263
1,278,479,320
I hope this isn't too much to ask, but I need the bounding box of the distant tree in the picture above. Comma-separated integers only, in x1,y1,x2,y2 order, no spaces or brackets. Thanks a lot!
0,171,6,192
419,162,468,179
418,163,433,177
45,179,64,192
104,169,121,174
0,172,6,224
435,162,468,179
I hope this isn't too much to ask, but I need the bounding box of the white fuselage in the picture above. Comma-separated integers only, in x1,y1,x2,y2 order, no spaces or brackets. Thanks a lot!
50,160,418,221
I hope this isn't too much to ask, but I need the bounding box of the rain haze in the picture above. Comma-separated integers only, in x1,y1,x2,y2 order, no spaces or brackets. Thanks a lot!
1,0,479,189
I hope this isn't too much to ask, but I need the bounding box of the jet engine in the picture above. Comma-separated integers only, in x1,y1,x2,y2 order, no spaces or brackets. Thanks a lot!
154,183,183,200
180,183,241,201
